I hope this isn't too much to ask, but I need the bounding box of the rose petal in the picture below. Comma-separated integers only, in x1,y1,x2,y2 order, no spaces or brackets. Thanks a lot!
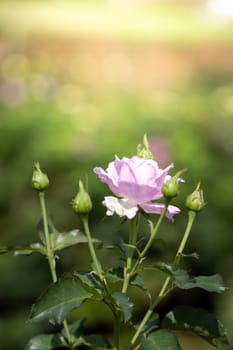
118,181,164,204
139,202,180,222
93,165,120,195
102,196,138,219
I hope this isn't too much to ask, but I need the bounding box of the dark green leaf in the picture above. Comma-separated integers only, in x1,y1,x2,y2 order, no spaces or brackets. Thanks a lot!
143,329,181,350
80,334,112,348
63,319,84,338
26,334,67,350
137,263,226,293
193,275,226,293
107,267,147,291
107,267,124,284
111,292,133,322
137,262,173,275
130,273,147,290
74,271,104,294
174,273,227,293
162,306,229,350
61,320,112,348
31,277,92,323
139,313,160,335
117,236,128,256
37,216,57,246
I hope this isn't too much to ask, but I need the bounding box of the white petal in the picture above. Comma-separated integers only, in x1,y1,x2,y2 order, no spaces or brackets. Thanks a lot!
103,196,138,219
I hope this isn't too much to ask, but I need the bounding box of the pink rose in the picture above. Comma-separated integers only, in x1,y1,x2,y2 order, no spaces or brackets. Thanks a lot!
94,156,180,221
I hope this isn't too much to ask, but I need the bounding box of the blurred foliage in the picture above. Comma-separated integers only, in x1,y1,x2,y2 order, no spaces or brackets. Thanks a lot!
0,0,233,349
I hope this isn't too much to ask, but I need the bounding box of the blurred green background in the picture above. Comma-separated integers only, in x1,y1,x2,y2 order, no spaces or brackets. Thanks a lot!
0,0,233,349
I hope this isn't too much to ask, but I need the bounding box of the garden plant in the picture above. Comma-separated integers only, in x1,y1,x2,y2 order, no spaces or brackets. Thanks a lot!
1,135,229,350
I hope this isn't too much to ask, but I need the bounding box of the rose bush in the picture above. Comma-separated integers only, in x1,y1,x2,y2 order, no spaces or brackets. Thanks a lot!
0,137,228,350
94,156,180,220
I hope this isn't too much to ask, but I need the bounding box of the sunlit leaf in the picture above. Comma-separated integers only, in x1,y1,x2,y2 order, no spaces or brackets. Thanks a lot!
0,243,46,256
37,216,100,252
162,306,229,349
31,277,92,323
111,292,133,322
143,329,181,350
54,229,92,251
26,333,67,350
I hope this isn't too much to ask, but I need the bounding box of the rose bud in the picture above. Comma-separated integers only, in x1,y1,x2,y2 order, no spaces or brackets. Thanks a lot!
32,162,49,192
186,182,205,212
137,134,154,160
72,180,92,216
162,168,187,199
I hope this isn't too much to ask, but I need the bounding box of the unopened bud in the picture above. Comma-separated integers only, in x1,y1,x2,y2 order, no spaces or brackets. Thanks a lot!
137,134,154,160
186,182,205,212
72,180,92,215
32,162,49,191
162,168,187,199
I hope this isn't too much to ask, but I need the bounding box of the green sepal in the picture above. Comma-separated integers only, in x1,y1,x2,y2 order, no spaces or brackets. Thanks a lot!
162,306,229,349
30,276,92,324
142,329,181,350
111,292,133,322
26,333,68,350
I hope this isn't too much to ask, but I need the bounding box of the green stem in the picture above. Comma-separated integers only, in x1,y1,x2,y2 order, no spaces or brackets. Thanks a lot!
39,192,74,350
81,215,104,282
130,210,197,348
81,216,121,349
122,215,138,293
129,203,169,280
138,203,169,262
174,210,196,267
39,192,57,283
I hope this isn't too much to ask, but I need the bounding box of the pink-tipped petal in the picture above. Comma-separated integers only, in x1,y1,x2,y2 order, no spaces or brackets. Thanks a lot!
93,166,120,195
139,202,180,222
